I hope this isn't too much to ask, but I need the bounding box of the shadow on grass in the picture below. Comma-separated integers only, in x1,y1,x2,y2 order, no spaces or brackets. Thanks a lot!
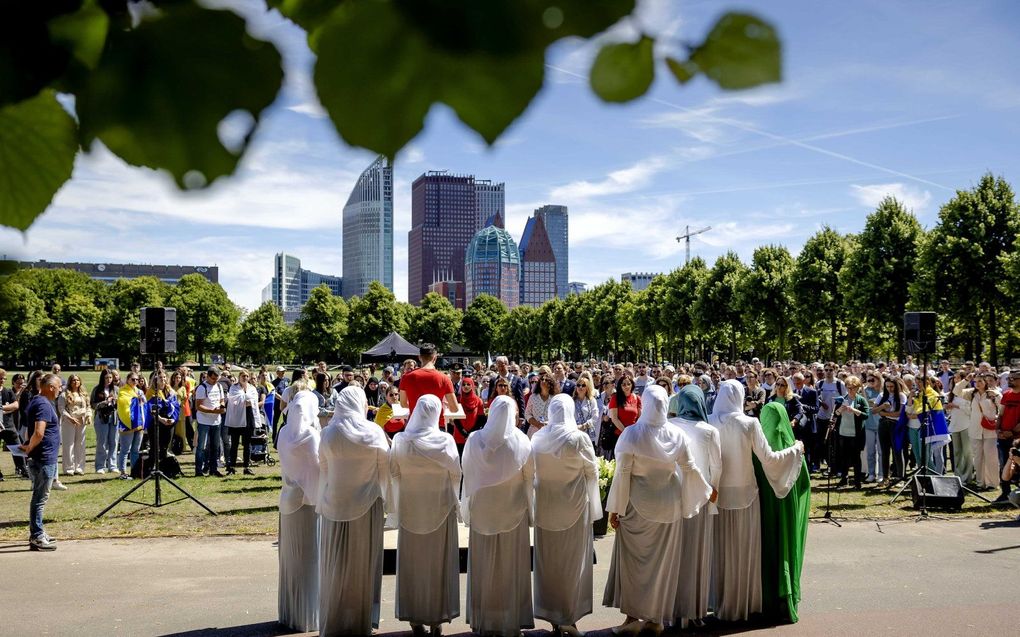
219,485,280,494
157,621,293,637
216,505,280,516
0,519,28,529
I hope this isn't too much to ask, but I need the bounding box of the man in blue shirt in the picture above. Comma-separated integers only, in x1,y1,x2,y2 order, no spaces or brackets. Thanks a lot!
19,373,62,551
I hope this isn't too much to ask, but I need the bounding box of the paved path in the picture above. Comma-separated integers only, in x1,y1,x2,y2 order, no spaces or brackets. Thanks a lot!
1,518,1017,636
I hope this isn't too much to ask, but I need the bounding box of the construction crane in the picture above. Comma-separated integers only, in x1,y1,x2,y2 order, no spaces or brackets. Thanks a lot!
676,225,711,265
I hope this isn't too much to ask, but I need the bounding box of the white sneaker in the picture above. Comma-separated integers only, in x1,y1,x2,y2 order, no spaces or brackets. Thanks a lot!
52,480,68,491
97,468,106,474
74,469,85,476
65,470,74,476
110,468,121,475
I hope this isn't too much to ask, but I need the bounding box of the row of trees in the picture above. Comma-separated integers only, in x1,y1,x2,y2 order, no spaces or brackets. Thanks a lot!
2,174,1019,368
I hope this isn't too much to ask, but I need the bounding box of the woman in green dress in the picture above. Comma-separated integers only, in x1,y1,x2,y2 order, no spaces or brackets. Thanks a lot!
754,394,811,624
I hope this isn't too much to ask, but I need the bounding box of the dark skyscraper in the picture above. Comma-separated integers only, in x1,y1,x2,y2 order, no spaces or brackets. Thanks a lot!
408,171,479,307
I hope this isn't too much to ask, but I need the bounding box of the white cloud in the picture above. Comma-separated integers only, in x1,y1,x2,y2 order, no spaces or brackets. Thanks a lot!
549,156,671,200
850,183,932,213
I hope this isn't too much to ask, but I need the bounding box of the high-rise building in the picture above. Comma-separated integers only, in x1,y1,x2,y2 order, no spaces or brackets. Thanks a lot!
465,214,520,309
268,253,342,322
342,155,393,298
475,180,505,230
408,171,479,307
518,215,557,307
568,281,587,295
622,272,657,292
533,204,568,298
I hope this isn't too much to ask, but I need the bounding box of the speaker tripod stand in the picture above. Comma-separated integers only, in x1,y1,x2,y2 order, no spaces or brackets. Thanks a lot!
95,390,216,519
809,423,843,527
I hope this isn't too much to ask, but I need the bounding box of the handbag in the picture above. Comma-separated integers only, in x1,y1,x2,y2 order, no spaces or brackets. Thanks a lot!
599,419,619,452
980,416,997,431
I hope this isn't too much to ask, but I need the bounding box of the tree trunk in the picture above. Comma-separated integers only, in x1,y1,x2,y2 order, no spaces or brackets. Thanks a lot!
989,302,999,367
829,316,838,362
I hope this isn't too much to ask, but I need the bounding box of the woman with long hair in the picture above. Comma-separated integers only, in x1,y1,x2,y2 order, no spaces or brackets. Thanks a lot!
573,376,600,449
391,395,460,636
524,374,559,437
91,368,119,474
224,370,258,475
58,374,90,475
318,386,391,636
146,372,180,463
875,377,907,487
609,376,641,434
532,394,601,636
462,395,534,637
603,385,713,635
276,376,321,633
169,371,190,453
115,372,146,479
964,373,1001,489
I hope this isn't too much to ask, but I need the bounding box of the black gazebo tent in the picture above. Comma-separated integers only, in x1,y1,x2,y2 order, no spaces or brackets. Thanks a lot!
361,332,420,364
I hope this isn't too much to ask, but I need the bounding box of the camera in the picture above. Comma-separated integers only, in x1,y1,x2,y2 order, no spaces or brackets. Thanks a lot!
1010,448,1020,460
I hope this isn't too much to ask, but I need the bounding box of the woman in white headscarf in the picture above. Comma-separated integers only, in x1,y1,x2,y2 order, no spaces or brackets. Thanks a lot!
461,395,535,637
669,385,722,628
390,395,461,636
708,379,804,622
318,386,391,636
531,393,601,636
603,384,714,635
275,377,321,633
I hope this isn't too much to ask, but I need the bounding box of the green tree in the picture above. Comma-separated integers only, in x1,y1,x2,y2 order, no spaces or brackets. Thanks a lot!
588,279,633,358
99,276,168,362
839,197,923,358
0,278,46,364
407,292,462,353
462,293,508,355
498,305,537,360
15,268,106,363
293,285,348,362
737,244,795,359
792,227,853,361
346,281,408,351
4,2,783,231
693,252,748,360
914,174,1020,364
52,292,103,365
238,301,289,363
660,257,709,363
166,274,241,364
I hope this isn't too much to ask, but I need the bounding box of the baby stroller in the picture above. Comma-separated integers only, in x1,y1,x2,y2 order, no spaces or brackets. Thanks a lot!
250,423,276,466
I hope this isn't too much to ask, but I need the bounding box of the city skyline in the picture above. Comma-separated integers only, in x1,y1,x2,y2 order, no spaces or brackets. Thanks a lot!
3,1,1019,310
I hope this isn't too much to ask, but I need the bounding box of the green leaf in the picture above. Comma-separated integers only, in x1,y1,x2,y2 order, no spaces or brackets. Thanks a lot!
266,0,339,32
689,12,780,90
314,0,546,155
590,36,655,103
48,0,109,71
77,4,284,188
314,1,434,157
0,90,77,231
665,56,697,84
0,2,82,107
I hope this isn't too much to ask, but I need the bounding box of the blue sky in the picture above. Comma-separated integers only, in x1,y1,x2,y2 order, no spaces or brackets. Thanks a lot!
3,0,1020,310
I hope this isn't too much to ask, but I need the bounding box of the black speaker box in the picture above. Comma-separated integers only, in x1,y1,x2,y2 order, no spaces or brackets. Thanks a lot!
140,307,177,354
904,311,936,354
910,474,964,510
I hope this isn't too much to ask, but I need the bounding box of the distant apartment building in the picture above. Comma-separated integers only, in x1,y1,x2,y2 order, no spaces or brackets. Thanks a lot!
622,271,657,292
342,155,393,298
16,260,219,284
568,281,587,295
533,204,568,298
428,279,465,310
267,253,342,322
519,215,557,307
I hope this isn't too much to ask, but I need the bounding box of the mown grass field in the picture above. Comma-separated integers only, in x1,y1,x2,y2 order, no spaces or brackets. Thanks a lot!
1,369,1015,541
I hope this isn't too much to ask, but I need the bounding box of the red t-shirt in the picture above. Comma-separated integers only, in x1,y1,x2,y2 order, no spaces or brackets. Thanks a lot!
608,393,642,427
1001,389,1020,433
400,368,454,427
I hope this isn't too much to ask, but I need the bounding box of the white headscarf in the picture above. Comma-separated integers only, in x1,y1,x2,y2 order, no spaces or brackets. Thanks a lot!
615,384,685,464
276,389,321,514
709,379,750,431
462,395,531,499
395,394,460,475
530,393,578,456
328,386,389,452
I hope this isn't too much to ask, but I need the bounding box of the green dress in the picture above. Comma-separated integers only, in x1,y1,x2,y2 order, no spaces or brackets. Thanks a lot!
752,400,811,623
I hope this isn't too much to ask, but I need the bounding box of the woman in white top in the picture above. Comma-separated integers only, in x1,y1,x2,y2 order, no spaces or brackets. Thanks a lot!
462,395,535,637
58,374,91,475
668,385,722,627
963,374,1001,489
390,395,461,636
318,386,391,637
224,370,260,475
531,394,601,636
603,385,714,635
275,378,321,633
943,375,974,484
524,374,558,437
708,379,804,622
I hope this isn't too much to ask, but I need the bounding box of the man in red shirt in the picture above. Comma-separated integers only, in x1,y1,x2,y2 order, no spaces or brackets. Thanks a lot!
399,343,459,430
995,369,1020,502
